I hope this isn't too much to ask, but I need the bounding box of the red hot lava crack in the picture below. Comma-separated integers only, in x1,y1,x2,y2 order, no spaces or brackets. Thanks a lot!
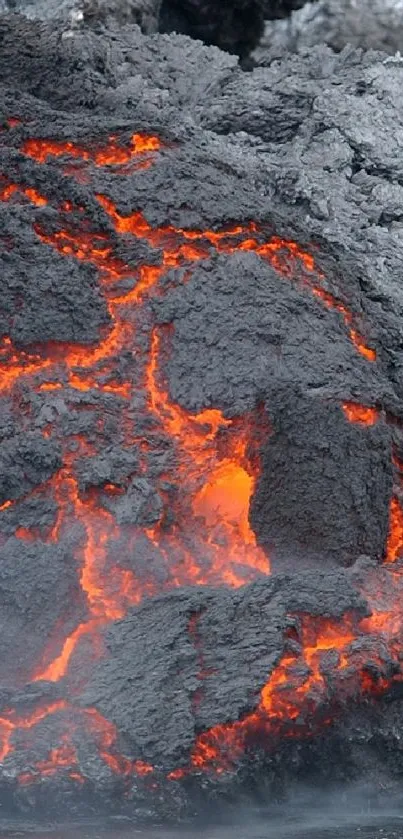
0,127,399,787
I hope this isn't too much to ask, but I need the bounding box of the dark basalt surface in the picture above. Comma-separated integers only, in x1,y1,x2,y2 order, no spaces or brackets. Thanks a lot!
1,10,403,825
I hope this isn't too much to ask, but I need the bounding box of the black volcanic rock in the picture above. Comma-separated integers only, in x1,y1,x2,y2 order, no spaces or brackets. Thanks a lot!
0,433,62,504
0,202,109,346
251,392,392,570
262,0,306,19
159,0,265,58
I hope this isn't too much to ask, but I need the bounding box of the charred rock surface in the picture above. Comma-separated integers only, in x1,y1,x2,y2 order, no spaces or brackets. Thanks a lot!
1,11,403,823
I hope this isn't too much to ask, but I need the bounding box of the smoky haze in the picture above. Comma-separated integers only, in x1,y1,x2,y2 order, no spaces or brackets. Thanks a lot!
3,786,403,839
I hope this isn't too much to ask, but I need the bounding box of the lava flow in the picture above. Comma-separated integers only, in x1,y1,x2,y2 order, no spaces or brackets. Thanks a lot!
0,124,392,792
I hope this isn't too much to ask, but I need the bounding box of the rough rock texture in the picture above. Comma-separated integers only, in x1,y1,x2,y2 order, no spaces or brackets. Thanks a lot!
81,571,366,766
1,10,403,823
251,393,391,570
0,0,162,32
255,0,403,64
0,538,87,686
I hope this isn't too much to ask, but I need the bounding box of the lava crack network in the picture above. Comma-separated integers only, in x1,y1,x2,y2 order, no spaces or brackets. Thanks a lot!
0,126,400,788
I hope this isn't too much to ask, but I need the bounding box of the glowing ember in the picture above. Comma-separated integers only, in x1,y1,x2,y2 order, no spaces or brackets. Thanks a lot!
342,402,380,425
386,496,403,563
22,133,162,166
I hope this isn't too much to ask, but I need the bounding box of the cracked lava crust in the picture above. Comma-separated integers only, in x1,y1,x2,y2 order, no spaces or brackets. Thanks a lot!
2,12,403,823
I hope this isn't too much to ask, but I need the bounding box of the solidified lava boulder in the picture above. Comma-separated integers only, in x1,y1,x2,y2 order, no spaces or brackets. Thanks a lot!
81,570,367,768
0,537,87,686
1,10,403,822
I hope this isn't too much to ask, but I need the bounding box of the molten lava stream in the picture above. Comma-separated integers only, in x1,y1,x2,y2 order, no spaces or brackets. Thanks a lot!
146,328,270,587
0,132,381,784
98,194,376,361
22,133,162,167
385,496,403,563
32,468,148,683
0,698,152,783
342,401,379,425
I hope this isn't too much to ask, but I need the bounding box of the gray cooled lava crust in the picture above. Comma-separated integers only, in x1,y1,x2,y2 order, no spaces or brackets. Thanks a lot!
1,12,403,822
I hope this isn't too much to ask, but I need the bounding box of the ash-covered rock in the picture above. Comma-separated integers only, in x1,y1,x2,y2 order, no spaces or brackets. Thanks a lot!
0,0,310,58
0,433,61,504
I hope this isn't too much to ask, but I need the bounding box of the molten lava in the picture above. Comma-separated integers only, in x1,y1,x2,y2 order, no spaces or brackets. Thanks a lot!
342,402,379,425
386,496,403,563
22,133,162,166
0,126,390,790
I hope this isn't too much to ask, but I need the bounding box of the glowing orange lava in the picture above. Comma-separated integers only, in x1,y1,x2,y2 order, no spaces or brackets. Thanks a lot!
22,133,162,166
342,402,380,425
386,497,403,563
146,328,270,587
0,127,385,789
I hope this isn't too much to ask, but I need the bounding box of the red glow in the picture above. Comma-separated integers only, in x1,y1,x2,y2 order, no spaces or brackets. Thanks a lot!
386,497,403,563
342,402,379,425
181,618,357,774
133,760,154,776
0,127,387,789
22,133,162,167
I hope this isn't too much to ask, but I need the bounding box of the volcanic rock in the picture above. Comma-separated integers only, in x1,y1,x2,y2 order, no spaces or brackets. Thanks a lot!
159,0,266,58
255,0,403,65
1,8,403,824
0,537,87,686
81,569,366,768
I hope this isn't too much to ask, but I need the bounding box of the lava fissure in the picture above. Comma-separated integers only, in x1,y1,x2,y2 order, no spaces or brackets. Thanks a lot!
0,125,394,796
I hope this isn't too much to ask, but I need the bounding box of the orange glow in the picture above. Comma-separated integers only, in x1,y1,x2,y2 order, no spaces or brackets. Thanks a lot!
22,133,162,166
38,382,63,391
34,619,104,682
18,737,82,785
0,128,387,788
0,701,69,762
0,181,48,206
386,497,403,563
146,328,270,586
342,402,379,425
133,760,154,776
174,618,358,775
311,288,376,361
0,500,12,511
15,527,35,541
